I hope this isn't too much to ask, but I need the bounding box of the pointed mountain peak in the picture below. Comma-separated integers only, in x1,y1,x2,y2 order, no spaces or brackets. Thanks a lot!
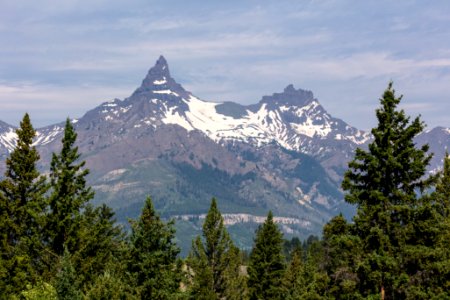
131,56,190,99
135,56,173,92
157,55,167,62
155,55,169,72
142,55,171,83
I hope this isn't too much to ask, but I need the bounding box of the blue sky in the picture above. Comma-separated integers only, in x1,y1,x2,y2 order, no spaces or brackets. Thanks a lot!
1,0,449,129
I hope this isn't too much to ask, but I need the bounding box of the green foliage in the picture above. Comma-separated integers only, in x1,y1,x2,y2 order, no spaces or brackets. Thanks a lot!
342,83,433,207
54,249,83,300
222,244,247,300
127,196,181,299
19,281,58,300
71,203,124,292
283,237,302,261
323,215,361,299
436,152,450,217
85,270,137,300
408,153,450,296
188,198,245,299
46,118,94,258
283,247,305,299
0,113,49,296
338,82,449,298
247,211,286,300
188,237,216,300
48,119,125,294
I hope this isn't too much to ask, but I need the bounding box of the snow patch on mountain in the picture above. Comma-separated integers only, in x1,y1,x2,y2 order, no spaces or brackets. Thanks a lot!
33,126,63,146
153,78,167,85
290,122,331,138
160,95,291,148
344,131,371,144
153,90,179,96
162,106,194,131
0,124,64,152
0,128,17,152
157,93,369,151
104,103,117,107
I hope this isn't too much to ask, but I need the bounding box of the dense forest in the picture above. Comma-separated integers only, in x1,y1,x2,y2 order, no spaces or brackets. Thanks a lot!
1,83,450,299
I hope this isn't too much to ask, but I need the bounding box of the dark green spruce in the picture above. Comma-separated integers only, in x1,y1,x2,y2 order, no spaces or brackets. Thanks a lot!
341,82,447,298
322,214,361,299
436,152,450,217
188,198,245,300
127,196,181,299
54,249,83,300
0,113,49,296
71,203,124,292
282,246,305,299
46,118,94,257
247,211,285,300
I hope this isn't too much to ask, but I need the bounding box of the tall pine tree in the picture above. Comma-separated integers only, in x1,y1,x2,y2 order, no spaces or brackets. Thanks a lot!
189,236,216,299
342,82,436,298
71,203,124,293
127,196,181,299
0,113,49,296
436,153,450,290
188,198,244,299
407,153,450,297
436,152,450,217
46,118,94,257
322,214,361,299
282,246,305,299
54,249,83,300
247,211,285,300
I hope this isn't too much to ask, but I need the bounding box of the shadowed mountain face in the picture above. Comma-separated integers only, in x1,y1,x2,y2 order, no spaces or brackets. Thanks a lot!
1,56,449,253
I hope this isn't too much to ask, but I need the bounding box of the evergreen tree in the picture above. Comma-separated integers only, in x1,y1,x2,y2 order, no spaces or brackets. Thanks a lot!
222,243,247,300
247,211,285,300
282,247,305,300
0,113,49,296
432,153,450,295
46,118,94,257
283,237,302,262
54,249,83,300
322,215,361,299
46,118,125,294
342,83,436,298
188,198,244,299
399,194,450,299
85,270,137,300
436,152,450,217
400,153,450,298
299,239,330,299
127,196,181,299
19,281,58,300
72,203,124,293
188,237,216,300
